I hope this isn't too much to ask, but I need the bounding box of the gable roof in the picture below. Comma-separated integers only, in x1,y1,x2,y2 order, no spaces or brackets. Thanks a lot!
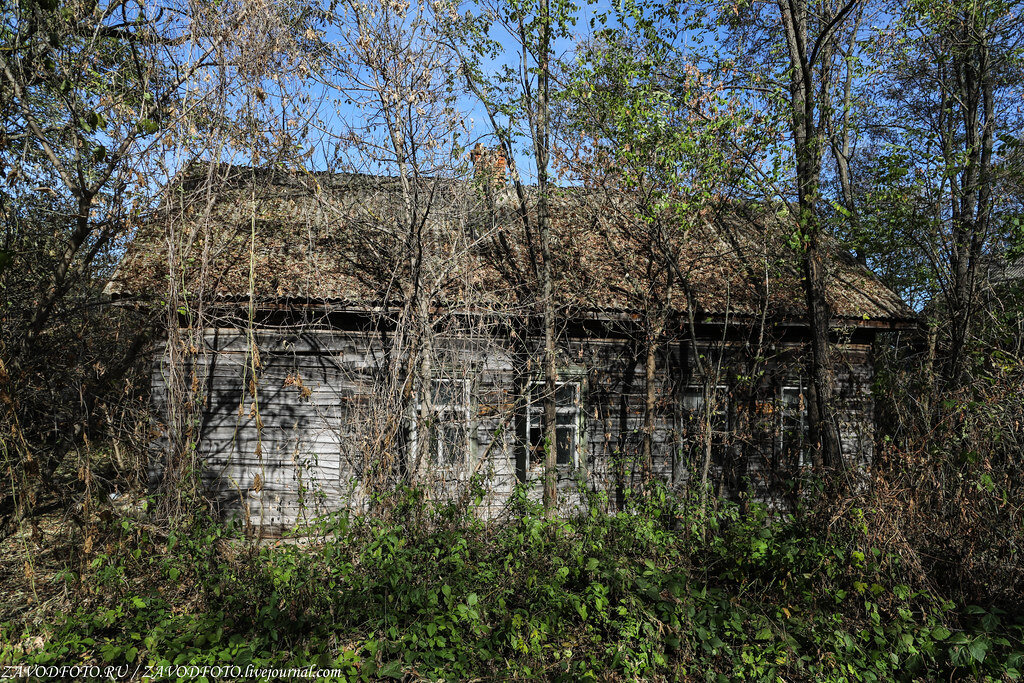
106,165,916,327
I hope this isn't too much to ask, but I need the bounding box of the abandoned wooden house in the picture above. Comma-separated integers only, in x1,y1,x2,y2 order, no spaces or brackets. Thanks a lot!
106,165,917,528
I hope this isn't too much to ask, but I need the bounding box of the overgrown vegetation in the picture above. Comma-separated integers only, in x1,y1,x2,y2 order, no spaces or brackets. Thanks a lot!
3,481,1022,681
3,0,1024,679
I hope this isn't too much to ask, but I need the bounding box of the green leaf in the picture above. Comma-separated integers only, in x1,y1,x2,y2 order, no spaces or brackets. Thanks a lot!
931,626,951,641
968,638,989,663
378,660,403,678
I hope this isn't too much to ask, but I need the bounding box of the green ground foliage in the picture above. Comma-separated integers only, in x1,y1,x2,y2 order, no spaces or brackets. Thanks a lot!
2,483,1021,682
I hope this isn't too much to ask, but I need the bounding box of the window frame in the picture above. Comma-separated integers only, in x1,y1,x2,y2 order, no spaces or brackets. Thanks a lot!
778,379,810,467
413,376,471,469
526,377,583,471
680,384,731,465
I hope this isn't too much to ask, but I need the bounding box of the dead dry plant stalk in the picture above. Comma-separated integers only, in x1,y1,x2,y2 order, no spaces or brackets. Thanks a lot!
155,0,318,523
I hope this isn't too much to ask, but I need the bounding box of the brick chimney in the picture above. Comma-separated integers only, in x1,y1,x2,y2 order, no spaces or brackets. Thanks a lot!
470,142,507,183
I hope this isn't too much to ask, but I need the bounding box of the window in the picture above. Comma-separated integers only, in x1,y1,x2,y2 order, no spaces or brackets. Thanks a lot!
528,380,581,468
681,385,730,464
779,381,809,466
422,378,469,466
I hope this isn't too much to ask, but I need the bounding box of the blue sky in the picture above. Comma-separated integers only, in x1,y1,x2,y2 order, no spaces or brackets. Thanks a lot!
256,0,622,183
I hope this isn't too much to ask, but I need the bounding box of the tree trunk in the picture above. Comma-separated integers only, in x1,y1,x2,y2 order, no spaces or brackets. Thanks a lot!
24,194,95,346
803,228,843,468
830,2,864,264
778,0,846,470
537,0,557,515
945,26,994,385
642,335,657,481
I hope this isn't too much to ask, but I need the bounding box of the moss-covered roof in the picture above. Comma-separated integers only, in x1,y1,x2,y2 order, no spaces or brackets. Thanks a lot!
106,166,916,327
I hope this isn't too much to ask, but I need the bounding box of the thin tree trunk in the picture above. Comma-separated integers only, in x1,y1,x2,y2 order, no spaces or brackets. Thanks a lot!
945,25,994,385
24,195,94,345
779,0,848,469
803,229,843,468
831,3,864,264
642,335,657,481
698,380,713,514
535,0,558,516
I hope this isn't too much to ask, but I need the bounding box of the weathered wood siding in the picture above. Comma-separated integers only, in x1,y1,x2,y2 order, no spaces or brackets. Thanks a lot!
149,326,876,528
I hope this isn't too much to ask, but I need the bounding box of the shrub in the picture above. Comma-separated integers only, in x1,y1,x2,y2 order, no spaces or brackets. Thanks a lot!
3,485,1022,681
